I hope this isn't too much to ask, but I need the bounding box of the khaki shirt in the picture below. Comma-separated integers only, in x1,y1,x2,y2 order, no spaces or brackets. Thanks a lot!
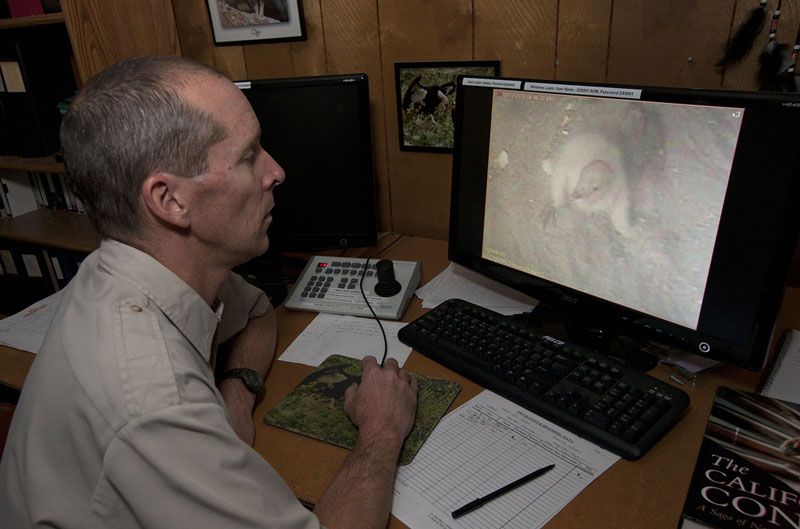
0,239,320,529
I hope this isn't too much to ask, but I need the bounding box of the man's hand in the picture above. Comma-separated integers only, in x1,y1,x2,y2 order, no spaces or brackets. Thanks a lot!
314,356,418,529
343,356,418,447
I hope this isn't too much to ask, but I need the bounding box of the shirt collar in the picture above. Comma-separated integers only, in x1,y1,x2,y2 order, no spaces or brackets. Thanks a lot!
96,239,221,363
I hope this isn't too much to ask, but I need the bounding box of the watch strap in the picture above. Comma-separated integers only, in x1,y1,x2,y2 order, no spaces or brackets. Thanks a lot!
220,367,263,396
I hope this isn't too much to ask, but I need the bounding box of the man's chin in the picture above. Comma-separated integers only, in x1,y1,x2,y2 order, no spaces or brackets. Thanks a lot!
227,238,270,269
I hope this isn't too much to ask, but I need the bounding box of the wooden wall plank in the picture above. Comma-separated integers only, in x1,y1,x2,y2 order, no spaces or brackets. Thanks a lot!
242,0,325,79
378,0,473,239
722,0,800,90
288,0,326,76
243,43,294,78
474,0,557,78
607,0,735,88
321,0,379,74
214,45,247,79
171,0,216,68
62,0,181,84
321,0,390,230
556,0,612,82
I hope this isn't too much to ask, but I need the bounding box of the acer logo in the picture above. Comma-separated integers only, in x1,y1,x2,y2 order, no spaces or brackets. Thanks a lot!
562,295,579,304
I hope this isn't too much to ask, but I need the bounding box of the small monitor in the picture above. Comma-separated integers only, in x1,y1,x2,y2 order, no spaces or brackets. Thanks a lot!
236,74,377,252
450,76,800,370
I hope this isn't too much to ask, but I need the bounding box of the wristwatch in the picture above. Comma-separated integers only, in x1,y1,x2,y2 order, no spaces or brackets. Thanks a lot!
220,367,263,396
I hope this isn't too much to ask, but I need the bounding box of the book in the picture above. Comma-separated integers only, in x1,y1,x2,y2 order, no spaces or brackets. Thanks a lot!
264,354,461,465
761,329,800,405
678,387,800,529
6,0,43,17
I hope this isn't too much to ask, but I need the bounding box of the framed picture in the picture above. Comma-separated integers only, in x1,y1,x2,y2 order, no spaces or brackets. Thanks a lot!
395,60,500,153
207,0,306,45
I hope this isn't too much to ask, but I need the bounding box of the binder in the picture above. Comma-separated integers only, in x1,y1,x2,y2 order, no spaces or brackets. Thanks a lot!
0,240,56,314
0,24,76,157
0,178,11,217
0,170,38,217
45,247,86,289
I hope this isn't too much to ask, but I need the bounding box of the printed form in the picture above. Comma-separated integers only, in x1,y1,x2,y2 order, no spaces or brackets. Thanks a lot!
392,391,619,529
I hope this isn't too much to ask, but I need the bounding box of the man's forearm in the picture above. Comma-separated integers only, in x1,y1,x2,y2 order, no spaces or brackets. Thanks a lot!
217,306,277,444
222,306,277,377
313,435,404,529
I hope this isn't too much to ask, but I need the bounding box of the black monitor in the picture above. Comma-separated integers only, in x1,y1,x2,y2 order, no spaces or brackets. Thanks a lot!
450,76,800,371
236,73,377,252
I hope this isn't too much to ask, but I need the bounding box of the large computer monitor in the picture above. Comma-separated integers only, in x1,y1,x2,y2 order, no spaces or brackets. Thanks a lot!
450,76,800,370
236,73,377,252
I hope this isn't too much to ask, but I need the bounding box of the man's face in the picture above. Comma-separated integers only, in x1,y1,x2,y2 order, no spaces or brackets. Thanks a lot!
183,75,285,268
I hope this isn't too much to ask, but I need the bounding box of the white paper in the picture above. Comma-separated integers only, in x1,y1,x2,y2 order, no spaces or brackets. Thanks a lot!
392,391,619,529
0,290,63,353
278,313,412,367
761,329,800,404
416,262,538,315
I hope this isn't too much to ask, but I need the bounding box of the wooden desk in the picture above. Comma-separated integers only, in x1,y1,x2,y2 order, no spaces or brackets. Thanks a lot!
2,235,799,529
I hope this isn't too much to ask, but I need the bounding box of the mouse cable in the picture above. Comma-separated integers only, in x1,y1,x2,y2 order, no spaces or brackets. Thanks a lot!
358,256,389,367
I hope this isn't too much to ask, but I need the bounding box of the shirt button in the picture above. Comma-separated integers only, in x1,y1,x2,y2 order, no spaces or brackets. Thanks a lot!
131,305,143,312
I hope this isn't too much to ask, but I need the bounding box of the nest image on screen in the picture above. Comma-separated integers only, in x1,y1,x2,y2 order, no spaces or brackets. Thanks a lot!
482,90,744,330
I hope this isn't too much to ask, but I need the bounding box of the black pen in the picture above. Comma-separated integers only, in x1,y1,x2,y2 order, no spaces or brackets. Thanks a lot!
451,463,556,519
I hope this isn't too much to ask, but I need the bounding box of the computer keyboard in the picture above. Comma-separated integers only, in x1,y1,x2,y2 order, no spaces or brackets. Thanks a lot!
398,298,690,460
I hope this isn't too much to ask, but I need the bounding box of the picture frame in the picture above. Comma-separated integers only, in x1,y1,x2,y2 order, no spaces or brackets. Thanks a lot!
395,60,500,153
206,0,306,45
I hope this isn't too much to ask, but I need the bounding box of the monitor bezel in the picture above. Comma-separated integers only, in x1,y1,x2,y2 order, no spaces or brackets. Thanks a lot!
236,73,378,252
449,75,800,371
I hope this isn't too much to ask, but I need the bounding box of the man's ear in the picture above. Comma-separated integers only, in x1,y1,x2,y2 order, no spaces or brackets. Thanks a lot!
141,173,191,229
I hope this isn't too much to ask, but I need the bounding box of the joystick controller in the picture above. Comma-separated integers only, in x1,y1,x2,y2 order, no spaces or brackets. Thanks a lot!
284,255,422,320
374,259,402,297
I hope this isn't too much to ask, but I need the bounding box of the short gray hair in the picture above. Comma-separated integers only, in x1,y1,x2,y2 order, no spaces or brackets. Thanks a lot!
60,56,227,241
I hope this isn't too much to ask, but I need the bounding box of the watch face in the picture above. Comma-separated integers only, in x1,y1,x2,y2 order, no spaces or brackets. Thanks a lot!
241,370,262,393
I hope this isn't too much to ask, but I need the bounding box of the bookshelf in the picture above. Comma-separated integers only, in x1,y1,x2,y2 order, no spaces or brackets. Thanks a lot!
0,155,64,174
0,208,97,316
0,12,65,29
0,208,97,253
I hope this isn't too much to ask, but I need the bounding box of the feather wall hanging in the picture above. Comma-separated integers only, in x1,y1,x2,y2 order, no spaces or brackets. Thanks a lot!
717,0,769,67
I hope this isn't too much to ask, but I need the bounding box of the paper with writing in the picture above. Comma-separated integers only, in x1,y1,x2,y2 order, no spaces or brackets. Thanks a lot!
392,390,619,529
278,313,411,366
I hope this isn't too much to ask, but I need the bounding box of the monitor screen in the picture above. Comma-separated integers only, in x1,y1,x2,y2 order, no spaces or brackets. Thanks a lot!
450,76,800,370
236,74,377,252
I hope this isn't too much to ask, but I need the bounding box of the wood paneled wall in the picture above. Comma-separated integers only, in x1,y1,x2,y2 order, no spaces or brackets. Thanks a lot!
61,0,181,85
63,0,800,240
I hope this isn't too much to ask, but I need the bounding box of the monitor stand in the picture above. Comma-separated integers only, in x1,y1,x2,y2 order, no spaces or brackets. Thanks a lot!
509,301,660,372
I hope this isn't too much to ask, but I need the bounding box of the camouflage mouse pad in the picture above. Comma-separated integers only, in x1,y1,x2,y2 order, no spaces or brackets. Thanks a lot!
264,355,461,465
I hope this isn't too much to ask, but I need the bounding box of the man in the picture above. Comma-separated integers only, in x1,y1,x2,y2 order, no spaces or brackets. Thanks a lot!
0,56,418,529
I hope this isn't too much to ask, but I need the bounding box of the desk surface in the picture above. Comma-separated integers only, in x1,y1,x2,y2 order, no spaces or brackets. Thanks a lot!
2,234,799,529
